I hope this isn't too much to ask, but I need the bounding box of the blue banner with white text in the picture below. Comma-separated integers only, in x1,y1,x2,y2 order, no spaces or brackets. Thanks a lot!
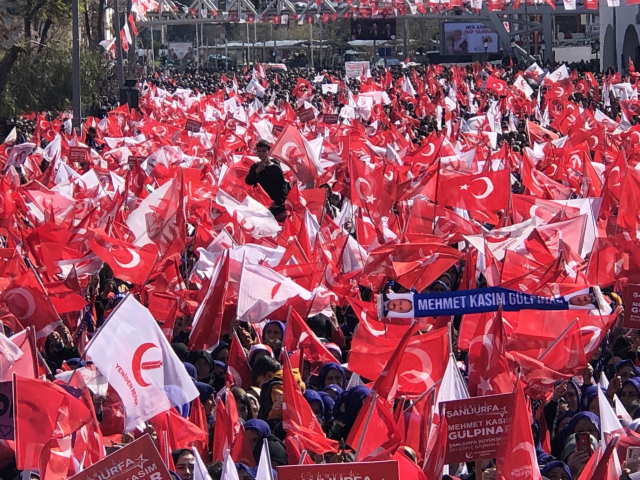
378,286,604,319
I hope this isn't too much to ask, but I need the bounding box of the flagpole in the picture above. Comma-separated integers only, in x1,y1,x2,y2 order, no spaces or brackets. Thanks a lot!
79,292,131,357
403,378,442,412
354,392,377,461
536,318,579,362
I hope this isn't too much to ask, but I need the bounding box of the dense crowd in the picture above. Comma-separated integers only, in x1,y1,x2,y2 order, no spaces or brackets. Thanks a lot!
0,57,639,480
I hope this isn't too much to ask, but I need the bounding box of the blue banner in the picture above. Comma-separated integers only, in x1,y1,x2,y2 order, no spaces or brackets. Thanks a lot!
378,286,603,319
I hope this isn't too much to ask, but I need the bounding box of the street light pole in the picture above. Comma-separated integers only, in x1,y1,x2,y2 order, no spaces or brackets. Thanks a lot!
72,0,82,132
113,0,125,89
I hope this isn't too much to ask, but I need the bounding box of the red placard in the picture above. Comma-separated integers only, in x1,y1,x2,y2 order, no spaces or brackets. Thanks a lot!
68,434,172,480
184,118,202,133
624,284,640,329
69,146,89,163
297,107,315,123
128,155,146,163
442,393,513,463
272,125,284,135
323,113,339,124
277,460,399,480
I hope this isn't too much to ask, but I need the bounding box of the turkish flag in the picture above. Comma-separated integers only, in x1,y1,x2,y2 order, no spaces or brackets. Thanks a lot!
270,125,322,184
537,320,587,376
212,387,246,462
14,376,93,470
485,76,507,95
227,332,252,389
0,269,59,334
284,309,337,373
508,351,570,400
149,408,209,467
282,350,338,455
88,229,158,285
467,309,514,396
494,382,543,480
349,315,449,398
391,242,464,292
188,252,230,350
347,394,402,462
617,167,640,236
438,168,510,220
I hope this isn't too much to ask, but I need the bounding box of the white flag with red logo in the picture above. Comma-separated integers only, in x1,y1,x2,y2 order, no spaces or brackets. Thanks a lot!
86,295,199,431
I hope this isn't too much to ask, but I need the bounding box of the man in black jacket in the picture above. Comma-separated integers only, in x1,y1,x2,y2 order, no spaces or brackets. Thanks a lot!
245,140,289,220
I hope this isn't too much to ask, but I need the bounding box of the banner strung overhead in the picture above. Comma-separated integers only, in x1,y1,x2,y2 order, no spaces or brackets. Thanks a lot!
379,286,608,319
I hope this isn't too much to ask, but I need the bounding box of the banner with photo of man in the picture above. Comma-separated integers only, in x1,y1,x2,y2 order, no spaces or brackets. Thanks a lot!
378,286,609,319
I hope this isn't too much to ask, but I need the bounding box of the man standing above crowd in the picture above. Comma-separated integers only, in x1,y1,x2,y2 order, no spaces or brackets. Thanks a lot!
245,139,290,221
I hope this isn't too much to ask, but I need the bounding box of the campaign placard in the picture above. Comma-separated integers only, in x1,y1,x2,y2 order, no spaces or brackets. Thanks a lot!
184,119,202,133
624,284,640,329
345,61,371,79
323,113,339,124
442,393,513,463
68,434,172,480
69,146,89,163
278,460,399,480
0,381,13,440
297,108,315,123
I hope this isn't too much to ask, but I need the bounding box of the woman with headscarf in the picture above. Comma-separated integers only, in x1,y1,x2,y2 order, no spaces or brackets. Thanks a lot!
231,387,255,422
551,411,575,460
544,380,581,431
189,350,215,385
330,385,371,442
257,367,304,440
317,362,346,390
323,384,344,401
212,360,227,392
621,377,640,413
557,411,601,458
318,391,335,425
303,390,329,430
262,321,285,360
615,359,638,383
581,385,602,414
561,433,598,479
244,419,288,467
210,341,230,366
540,460,572,480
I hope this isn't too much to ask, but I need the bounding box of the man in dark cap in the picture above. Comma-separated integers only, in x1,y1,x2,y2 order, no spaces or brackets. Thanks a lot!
245,139,290,221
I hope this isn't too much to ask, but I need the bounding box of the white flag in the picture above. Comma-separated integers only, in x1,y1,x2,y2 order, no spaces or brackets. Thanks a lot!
237,262,334,323
215,190,281,239
255,439,274,480
436,353,469,411
597,385,623,435
86,295,199,431
3,128,16,145
221,451,240,480
513,74,534,99
192,447,213,480
0,331,22,380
